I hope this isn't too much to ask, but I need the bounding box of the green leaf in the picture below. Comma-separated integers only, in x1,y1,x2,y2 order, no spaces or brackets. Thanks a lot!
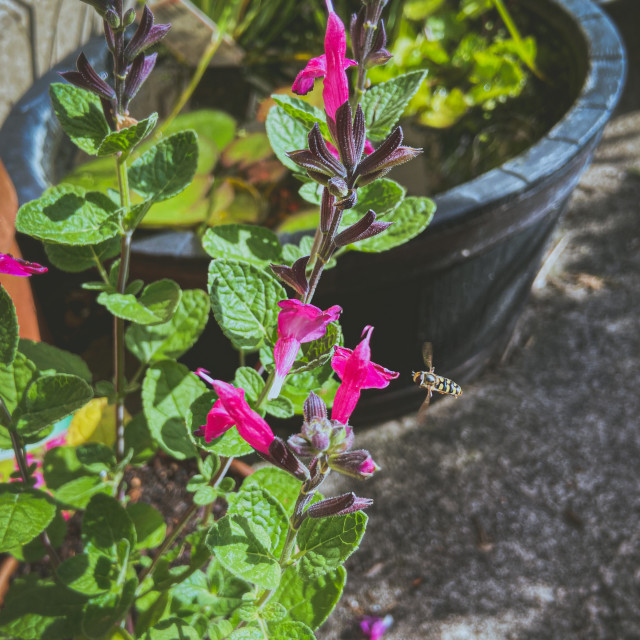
128,130,199,202
0,352,37,421
264,396,294,419
82,577,136,640
75,442,116,473
97,279,181,325
188,392,253,458
208,259,286,351
142,360,203,459
201,224,283,268
42,444,84,489
233,366,264,404
206,514,280,590
13,510,67,562
97,113,158,157
273,566,345,631
56,552,113,596
268,620,316,640
227,487,288,556
18,339,92,383
271,95,330,139
340,179,406,227
50,83,110,155
145,618,200,640
127,502,167,550
52,475,112,509
13,374,93,439
0,485,56,551
298,182,323,206
0,286,18,366
124,412,156,464
0,575,87,640
296,512,367,579
45,237,120,273
266,104,312,173
125,289,209,363
241,467,305,513
290,322,342,374
82,493,136,553
362,70,427,141
353,196,435,252
16,184,120,245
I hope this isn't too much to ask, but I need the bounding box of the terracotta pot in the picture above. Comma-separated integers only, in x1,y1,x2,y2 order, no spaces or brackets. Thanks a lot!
0,0,626,423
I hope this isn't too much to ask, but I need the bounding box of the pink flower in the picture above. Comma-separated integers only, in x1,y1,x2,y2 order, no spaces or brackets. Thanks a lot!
195,371,275,455
269,299,342,400
292,0,355,122
360,615,393,640
331,326,398,424
0,253,47,277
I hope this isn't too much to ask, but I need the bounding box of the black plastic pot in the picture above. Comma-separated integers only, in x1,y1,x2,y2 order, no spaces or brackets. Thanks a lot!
0,0,626,423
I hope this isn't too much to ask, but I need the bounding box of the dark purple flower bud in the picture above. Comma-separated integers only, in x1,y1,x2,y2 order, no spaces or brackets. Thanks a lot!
122,52,157,111
308,124,345,177
193,426,205,438
287,150,336,177
335,190,357,210
350,8,366,61
263,437,309,481
60,52,116,100
353,105,366,163
304,391,328,422
123,8,136,27
356,126,402,176
367,47,392,67
335,102,356,170
356,146,422,187
105,9,119,29
327,177,350,200
320,188,336,233
329,449,380,479
366,21,392,67
287,434,316,457
334,210,392,247
124,5,171,62
104,19,115,52
79,0,117,17
306,492,373,518
270,255,309,297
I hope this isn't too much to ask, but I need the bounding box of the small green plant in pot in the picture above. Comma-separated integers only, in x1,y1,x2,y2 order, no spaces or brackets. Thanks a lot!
0,0,448,637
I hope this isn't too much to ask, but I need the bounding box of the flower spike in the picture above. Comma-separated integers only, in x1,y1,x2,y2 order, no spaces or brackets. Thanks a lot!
60,52,116,100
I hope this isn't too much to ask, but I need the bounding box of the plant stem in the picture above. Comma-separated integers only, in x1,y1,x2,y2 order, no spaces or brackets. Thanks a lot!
8,428,61,568
255,371,275,410
114,155,133,469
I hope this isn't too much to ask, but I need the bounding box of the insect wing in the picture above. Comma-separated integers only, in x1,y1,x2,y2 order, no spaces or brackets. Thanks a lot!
422,342,433,370
416,389,431,425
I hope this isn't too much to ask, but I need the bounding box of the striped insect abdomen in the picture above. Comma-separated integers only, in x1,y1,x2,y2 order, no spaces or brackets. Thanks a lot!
434,376,462,396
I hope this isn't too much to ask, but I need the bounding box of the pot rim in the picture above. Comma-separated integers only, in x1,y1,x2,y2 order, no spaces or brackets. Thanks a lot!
0,0,626,242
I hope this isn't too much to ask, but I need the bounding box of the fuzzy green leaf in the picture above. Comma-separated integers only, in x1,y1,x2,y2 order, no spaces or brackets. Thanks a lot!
268,620,316,640
14,374,93,439
0,485,56,551
82,493,136,553
266,105,312,173
273,566,346,631
142,360,203,459
241,468,305,513
97,113,158,157
341,179,405,226
18,339,92,383
16,184,120,245
56,552,113,596
271,95,330,139
50,83,110,155
144,618,200,640
227,487,288,556
233,367,264,404
0,285,18,366
353,195,435,252
128,130,199,202
206,514,280,590
0,576,87,639
264,396,294,419
127,502,167,550
45,237,119,272
52,475,112,510
362,70,427,141
0,352,37,425
202,224,283,268
296,512,367,579
82,578,137,640
125,289,209,362
97,278,181,325
208,259,285,351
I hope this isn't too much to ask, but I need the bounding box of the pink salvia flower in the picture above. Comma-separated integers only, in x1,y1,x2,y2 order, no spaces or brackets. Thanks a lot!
360,615,393,640
0,253,47,277
195,370,275,455
292,0,355,123
331,326,399,424
269,299,342,400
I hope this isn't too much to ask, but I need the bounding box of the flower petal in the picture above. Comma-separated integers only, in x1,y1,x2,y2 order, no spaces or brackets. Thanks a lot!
292,55,327,95
0,253,47,277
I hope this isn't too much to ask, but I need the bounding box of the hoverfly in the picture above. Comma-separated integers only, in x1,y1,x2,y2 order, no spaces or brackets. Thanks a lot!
412,342,462,418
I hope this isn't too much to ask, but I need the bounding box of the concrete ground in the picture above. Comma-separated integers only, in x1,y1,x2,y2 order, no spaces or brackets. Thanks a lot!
319,10,640,640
